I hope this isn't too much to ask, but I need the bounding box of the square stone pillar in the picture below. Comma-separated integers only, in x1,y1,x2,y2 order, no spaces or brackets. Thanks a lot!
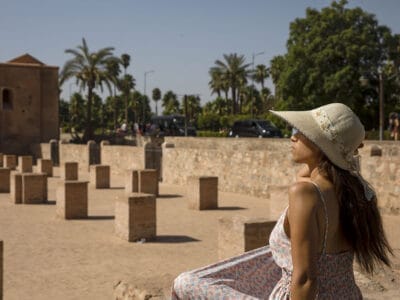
22,173,47,204
37,159,53,177
10,172,23,204
125,169,139,194
0,168,11,193
218,216,277,260
187,176,218,210
61,162,78,180
115,193,156,242
90,165,110,189
56,181,88,219
4,155,17,170
139,169,158,196
18,156,33,173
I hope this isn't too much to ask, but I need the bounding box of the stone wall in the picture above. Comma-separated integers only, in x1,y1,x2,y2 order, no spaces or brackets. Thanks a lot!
163,138,400,212
163,138,299,197
31,138,399,213
360,142,400,214
101,145,144,176
59,144,89,170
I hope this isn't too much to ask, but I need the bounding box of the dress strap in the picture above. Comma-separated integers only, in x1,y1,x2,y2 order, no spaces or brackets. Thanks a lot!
309,181,329,255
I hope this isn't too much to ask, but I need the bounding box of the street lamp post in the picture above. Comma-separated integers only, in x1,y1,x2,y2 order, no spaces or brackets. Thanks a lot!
251,51,265,118
143,70,155,124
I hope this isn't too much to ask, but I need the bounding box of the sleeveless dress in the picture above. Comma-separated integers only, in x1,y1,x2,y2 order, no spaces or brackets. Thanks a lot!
171,182,362,299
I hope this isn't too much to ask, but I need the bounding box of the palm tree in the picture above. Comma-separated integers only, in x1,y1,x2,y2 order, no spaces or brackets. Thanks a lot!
208,68,223,98
162,90,180,115
119,74,136,123
120,54,130,75
213,53,250,114
253,64,269,89
119,53,132,124
105,59,121,130
237,77,247,113
60,38,115,141
152,88,162,116
185,95,202,123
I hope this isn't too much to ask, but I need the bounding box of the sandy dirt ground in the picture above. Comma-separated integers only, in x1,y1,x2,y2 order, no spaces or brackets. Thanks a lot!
0,166,399,299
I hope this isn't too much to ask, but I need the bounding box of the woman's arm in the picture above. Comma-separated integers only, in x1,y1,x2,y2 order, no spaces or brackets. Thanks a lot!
287,182,320,300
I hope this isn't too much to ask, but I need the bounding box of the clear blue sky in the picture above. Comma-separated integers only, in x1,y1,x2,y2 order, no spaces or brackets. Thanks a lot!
1,0,399,111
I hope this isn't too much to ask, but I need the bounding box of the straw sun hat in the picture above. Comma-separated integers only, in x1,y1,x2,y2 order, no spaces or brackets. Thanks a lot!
270,102,364,171
270,102,375,200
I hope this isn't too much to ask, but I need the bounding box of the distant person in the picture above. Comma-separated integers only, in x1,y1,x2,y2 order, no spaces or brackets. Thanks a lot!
133,122,140,136
172,103,392,299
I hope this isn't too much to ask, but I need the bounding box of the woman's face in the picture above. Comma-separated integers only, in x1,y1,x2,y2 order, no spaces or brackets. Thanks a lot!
290,129,321,165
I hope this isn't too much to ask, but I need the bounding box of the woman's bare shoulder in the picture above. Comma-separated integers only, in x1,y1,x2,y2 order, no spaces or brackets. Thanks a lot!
288,182,320,210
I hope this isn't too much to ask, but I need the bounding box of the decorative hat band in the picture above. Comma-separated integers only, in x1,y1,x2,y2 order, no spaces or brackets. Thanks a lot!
311,107,375,201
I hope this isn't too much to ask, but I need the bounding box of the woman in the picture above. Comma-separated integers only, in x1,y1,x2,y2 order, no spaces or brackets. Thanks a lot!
172,103,392,299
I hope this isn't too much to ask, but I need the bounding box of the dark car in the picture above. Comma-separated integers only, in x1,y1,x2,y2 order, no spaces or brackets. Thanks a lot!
146,115,197,137
228,119,282,138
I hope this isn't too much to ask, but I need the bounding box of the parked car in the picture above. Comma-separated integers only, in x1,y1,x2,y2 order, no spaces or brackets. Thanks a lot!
146,115,197,137
228,119,282,138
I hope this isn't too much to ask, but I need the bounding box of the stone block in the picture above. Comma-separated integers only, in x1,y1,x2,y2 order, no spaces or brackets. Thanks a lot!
115,193,156,242
56,181,88,219
90,165,110,188
187,176,218,210
0,168,11,193
125,169,139,194
61,162,78,180
37,159,53,177
218,216,277,260
3,155,17,170
10,172,23,204
22,173,47,204
18,156,33,173
139,169,158,196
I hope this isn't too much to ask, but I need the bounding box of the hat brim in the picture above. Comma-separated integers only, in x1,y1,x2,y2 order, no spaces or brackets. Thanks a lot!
270,109,349,170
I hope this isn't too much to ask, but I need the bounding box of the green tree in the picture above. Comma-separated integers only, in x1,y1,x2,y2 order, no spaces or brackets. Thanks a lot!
69,92,86,140
152,87,162,116
212,53,250,114
119,53,134,124
59,98,70,130
184,95,202,124
119,73,136,124
120,54,130,73
105,59,121,129
162,90,180,115
60,38,115,141
270,0,400,129
253,64,269,89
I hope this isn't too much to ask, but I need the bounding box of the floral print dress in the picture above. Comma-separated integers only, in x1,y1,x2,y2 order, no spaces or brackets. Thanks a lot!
171,182,362,299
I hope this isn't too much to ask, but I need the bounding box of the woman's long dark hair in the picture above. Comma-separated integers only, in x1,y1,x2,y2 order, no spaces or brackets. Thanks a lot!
318,157,392,274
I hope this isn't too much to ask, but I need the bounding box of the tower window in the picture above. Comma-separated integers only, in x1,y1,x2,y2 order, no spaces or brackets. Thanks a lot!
2,89,13,110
